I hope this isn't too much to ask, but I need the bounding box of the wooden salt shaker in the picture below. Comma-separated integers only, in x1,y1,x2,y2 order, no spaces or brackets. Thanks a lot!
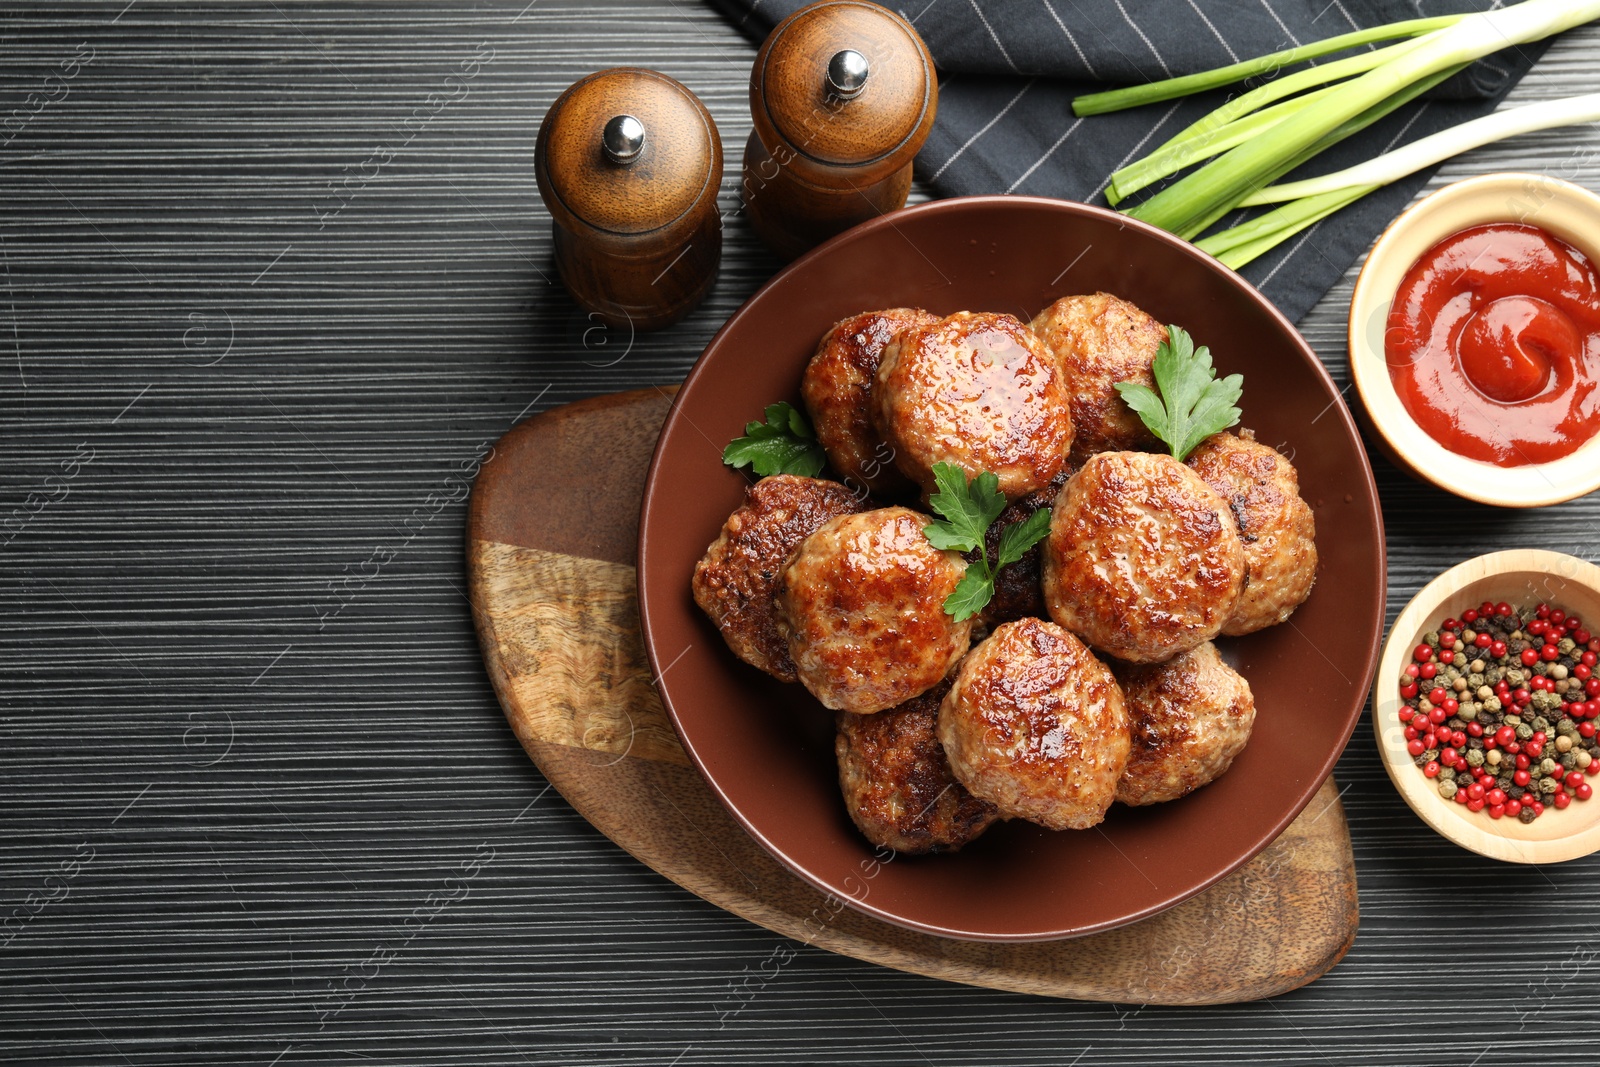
743,0,936,262
535,68,723,331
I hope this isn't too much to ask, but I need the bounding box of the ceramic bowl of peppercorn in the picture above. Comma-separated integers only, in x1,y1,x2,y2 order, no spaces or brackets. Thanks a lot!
1375,549,1600,862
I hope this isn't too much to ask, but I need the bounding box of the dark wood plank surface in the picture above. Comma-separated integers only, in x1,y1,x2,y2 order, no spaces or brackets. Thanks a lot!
4,3,1600,1064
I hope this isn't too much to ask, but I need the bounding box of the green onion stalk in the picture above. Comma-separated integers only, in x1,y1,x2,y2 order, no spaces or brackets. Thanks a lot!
1075,0,1600,266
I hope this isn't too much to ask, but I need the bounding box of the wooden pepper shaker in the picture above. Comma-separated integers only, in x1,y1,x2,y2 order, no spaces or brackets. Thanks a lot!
535,68,723,331
742,0,936,262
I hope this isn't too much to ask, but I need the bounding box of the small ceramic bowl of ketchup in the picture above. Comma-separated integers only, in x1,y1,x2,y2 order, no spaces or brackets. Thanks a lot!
1349,172,1600,507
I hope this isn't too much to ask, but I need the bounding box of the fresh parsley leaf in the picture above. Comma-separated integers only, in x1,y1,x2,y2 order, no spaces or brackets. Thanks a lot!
923,462,1052,623
721,401,827,477
1113,324,1243,462
995,505,1051,570
924,462,1006,553
942,567,995,623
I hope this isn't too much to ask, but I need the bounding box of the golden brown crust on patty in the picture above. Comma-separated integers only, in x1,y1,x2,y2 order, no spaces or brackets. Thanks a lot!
1113,641,1256,806
938,619,1129,830
801,308,939,496
875,311,1073,501
1030,292,1166,462
835,678,1001,854
1187,429,1318,636
776,506,972,713
692,475,864,682
1041,451,1245,664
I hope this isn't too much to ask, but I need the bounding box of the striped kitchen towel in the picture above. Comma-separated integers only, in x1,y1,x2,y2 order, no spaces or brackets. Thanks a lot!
710,0,1547,323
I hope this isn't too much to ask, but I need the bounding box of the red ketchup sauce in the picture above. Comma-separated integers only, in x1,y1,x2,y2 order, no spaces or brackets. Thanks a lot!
1384,223,1600,466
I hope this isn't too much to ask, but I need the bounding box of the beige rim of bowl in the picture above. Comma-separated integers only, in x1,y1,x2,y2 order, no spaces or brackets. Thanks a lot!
1373,549,1600,863
1348,173,1600,508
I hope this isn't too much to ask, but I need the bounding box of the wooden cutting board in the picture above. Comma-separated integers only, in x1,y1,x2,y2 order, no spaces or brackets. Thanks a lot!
465,387,1359,1005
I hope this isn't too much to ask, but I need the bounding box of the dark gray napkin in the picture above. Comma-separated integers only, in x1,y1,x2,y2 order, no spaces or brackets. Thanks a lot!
710,0,1547,323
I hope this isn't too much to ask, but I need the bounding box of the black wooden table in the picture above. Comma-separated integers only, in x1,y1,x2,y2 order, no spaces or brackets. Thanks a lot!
5,3,1600,1064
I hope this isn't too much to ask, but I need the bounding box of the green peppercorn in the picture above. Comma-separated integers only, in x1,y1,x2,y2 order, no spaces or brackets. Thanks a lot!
1484,696,1503,713
1542,776,1561,794
1543,756,1562,775
1439,781,1458,800
1517,723,1534,741
1467,750,1486,768
1560,637,1577,654
1533,716,1552,733
1440,767,1457,782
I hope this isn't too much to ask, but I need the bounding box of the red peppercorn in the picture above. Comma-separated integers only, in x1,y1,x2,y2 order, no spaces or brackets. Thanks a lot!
1400,682,1418,699
1440,649,1455,664
1516,755,1531,770
1522,648,1541,666
1566,772,1585,788
1476,633,1494,648
1466,608,1482,623
1576,664,1592,681
1405,663,1421,678
1498,602,1514,616
1492,640,1509,658
1442,746,1459,764
1469,797,1487,813
1414,643,1433,662
1552,609,1567,625
1507,742,1522,755
1584,651,1598,667
1496,726,1517,747
1587,678,1600,696
1488,788,1508,805
1429,707,1447,725
1554,792,1572,809
1514,770,1531,786
1489,804,1506,819
1467,722,1485,738
1544,644,1561,662
1578,784,1594,802
1424,761,1441,778
1398,707,1415,723
1443,699,1460,716
1455,789,1471,805
1420,662,1438,680
1468,783,1486,800
1509,800,1525,817
1407,739,1425,756
1403,725,1418,741
1577,629,1593,646
1537,603,1551,618
1429,687,1448,705
1582,722,1596,739
1526,743,1544,759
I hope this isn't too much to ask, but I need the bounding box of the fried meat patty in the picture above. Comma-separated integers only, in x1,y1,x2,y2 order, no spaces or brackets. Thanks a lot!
875,311,1073,501
1041,451,1245,664
1113,641,1256,806
692,474,864,682
1187,429,1318,636
1029,292,1166,462
938,618,1129,830
801,307,939,496
776,506,972,713
835,679,1001,854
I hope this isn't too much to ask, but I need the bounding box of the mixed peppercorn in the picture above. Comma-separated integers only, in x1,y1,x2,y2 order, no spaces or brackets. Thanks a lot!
1399,600,1600,823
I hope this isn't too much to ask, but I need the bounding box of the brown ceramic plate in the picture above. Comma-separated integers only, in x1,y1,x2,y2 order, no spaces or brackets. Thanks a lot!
637,195,1385,942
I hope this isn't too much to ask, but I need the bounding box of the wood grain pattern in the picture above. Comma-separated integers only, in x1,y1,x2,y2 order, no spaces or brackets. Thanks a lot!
742,0,934,259
465,387,1359,1003
536,68,724,329
7,2,1600,1062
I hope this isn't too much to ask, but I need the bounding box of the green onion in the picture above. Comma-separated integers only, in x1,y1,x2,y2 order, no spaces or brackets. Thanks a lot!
1071,15,1464,116
1118,0,1600,240
1200,90,1600,267
1241,91,1600,206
